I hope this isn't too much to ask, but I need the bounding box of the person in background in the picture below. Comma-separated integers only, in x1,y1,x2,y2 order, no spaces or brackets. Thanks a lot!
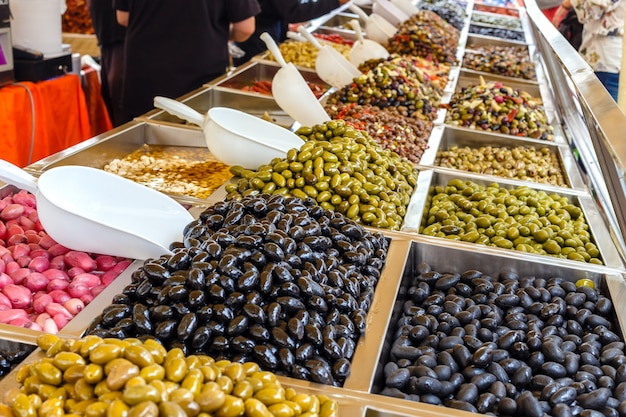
233,0,350,67
114,0,260,122
556,0,625,101
536,0,564,21
87,0,126,127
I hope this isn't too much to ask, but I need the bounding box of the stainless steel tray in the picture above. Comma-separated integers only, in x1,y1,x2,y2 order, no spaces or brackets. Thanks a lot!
23,121,222,207
316,11,360,31
420,125,585,189
139,85,295,129
210,60,330,99
455,70,541,98
465,33,528,49
401,169,624,270
472,3,521,18
369,236,626,405
470,11,523,30
1,234,625,417
450,70,559,140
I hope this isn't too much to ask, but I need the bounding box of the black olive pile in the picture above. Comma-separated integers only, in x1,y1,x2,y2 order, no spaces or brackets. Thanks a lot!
418,0,468,31
387,10,460,64
469,25,526,42
0,346,32,378
85,194,389,387
378,264,626,417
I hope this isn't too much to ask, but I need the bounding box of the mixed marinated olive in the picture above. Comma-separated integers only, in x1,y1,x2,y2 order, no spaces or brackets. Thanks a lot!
85,194,389,387
324,103,433,164
327,57,443,121
387,10,460,64
463,45,536,80
378,264,623,417
420,179,602,264
225,121,418,231
4,334,339,417
435,145,566,186
445,80,554,140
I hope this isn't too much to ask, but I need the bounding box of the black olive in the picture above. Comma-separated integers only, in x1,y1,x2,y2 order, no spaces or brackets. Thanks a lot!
101,304,131,327
251,345,278,370
132,304,152,334
154,319,177,340
191,326,212,349
177,313,198,341
231,336,255,354
276,347,295,372
227,316,249,337
247,324,270,343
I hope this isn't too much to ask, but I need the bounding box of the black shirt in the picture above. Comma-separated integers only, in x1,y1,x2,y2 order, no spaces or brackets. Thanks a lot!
87,0,126,47
114,0,260,119
234,0,340,66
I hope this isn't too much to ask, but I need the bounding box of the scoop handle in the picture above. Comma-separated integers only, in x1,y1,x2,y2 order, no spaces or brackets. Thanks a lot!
349,4,370,21
348,19,366,43
0,159,38,194
260,32,288,68
153,96,206,127
297,26,324,50
286,31,307,42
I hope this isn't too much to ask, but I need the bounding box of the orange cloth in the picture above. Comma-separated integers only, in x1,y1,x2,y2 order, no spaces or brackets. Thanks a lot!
0,74,92,168
81,65,113,137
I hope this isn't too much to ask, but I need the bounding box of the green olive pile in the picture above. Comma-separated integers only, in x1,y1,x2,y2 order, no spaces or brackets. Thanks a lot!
445,81,554,140
418,0,468,31
324,103,433,163
387,10,460,64
225,121,418,231
4,334,339,417
420,179,602,264
470,13,523,30
435,145,566,186
463,45,536,80
326,58,443,120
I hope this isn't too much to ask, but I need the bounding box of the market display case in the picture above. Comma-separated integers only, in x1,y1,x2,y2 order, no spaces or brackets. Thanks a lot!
1,1,626,416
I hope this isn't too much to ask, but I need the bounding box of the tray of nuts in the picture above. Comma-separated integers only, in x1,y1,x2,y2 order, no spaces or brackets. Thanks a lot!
420,125,585,189
401,169,623,269
23,121,231,206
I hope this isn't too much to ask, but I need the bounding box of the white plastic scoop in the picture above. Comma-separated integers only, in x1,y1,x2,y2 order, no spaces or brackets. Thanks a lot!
259,32,330,127
349,4,397,45
296,26,361,89
154,96,304,170
390,0,419,17
348,19,389,66
0,160,194,260
372,0,410,26
286,31,307,42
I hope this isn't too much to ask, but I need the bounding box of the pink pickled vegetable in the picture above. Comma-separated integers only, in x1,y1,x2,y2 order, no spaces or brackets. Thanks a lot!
0,189,132,334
